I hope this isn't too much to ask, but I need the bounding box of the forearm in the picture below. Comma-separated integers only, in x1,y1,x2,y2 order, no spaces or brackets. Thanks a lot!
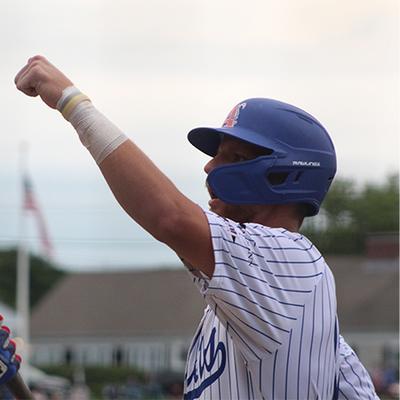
66,97,199,243
70,101,213,273
99,139,197,241
71,101,213,274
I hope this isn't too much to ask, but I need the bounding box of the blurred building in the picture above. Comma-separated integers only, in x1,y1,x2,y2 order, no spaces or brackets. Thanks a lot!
30,234,398,373
333,232,399,370
30,269,205,373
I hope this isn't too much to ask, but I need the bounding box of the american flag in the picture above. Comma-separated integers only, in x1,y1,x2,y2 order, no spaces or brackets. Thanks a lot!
23,175,53,258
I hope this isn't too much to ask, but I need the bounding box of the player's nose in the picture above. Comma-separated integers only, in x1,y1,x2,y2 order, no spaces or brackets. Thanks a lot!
204,158,217,174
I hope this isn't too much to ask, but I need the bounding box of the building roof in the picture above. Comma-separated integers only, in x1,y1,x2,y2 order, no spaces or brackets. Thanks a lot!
31,255,398,339
329,255,398,332
31,268,206,338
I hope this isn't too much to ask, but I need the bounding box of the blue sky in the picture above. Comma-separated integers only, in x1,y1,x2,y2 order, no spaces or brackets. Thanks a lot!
0,0,398,271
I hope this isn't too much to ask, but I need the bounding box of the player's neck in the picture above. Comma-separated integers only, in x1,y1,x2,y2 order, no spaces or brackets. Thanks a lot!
252,204,302,232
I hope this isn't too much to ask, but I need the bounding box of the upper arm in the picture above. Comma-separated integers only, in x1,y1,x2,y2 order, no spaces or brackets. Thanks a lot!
158,202,215,278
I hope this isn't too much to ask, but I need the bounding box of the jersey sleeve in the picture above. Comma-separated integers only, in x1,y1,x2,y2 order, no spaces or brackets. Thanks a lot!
337,335,380,400
188,210,331,355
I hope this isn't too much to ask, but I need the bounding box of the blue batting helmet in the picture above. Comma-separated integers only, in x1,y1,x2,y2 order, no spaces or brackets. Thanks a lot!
188,98,336,216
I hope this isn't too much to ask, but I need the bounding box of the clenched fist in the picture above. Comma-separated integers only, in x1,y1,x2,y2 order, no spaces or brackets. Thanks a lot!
14,55,73,109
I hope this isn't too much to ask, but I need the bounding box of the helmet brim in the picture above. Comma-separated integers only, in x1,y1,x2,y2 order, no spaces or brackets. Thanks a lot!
188,126,280,157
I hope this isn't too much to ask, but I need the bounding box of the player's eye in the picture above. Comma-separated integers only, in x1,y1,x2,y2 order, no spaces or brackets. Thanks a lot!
232,154,248,162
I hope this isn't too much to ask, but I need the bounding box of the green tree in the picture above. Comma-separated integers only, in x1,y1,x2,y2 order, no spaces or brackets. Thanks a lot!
0,249,66,309
302,173,399,254
352,174,399,233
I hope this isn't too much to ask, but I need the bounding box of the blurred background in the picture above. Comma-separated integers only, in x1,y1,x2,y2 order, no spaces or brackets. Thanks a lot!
0,0,398,398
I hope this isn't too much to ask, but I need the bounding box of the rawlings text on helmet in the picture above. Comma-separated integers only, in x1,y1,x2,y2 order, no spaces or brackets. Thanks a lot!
292,161,321,167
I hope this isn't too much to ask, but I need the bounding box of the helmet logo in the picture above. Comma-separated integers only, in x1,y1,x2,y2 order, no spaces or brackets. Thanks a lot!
223,102,247,128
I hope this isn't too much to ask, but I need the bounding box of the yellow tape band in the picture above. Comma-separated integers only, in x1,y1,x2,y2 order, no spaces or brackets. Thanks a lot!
61,93,91,120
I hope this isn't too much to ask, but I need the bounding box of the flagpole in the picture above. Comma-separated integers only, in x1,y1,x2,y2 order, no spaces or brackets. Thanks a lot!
16,141,30,366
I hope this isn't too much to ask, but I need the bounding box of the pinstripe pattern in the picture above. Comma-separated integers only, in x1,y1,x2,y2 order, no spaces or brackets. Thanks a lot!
337,336,380,400
183,211,378,399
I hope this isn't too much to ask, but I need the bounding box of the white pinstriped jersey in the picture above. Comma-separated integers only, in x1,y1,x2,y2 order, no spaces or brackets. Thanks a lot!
183,210,379,400
337,336,379,400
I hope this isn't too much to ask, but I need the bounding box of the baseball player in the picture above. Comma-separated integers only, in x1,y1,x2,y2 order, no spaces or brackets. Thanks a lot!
15,56,379,399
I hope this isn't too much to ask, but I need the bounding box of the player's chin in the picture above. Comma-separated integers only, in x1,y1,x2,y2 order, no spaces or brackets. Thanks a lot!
208,198,227,214
208,198,249,223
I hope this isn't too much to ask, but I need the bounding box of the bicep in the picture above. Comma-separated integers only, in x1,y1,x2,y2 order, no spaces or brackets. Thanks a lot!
159,203,215,278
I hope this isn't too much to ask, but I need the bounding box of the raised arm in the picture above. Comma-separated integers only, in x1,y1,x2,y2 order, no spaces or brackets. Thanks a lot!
14,56,214,277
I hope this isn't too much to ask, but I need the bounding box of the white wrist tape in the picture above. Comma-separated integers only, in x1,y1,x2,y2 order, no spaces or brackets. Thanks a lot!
57,86,128,164
57,86,91,121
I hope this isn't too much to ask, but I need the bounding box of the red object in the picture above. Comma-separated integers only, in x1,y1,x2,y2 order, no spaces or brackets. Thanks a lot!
1,325,10,334
14,354,22,363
